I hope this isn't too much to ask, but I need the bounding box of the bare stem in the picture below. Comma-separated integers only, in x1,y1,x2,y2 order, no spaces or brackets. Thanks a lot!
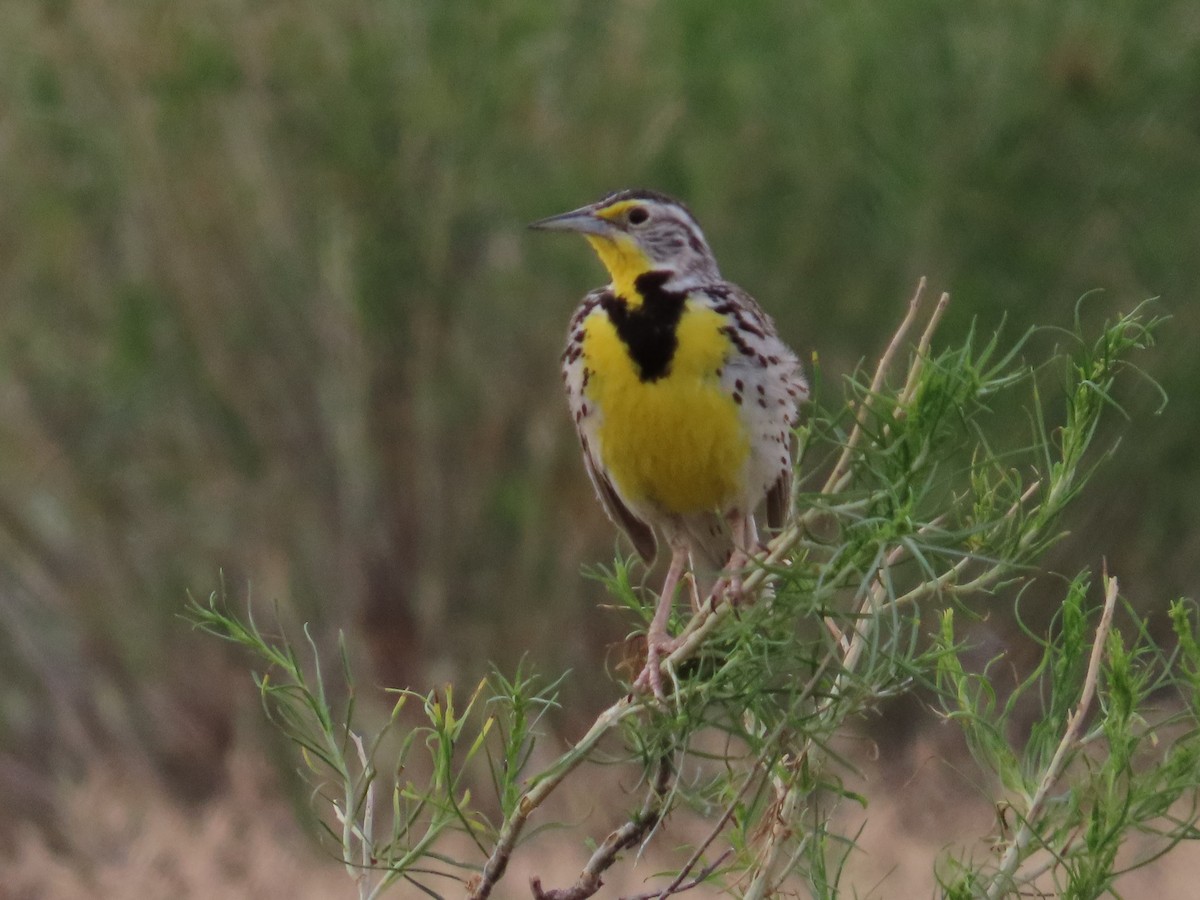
898,290,951,410
824,277,929,496
744,763,804,900
353,733,377,900
982,573,1120,899
469,698,643,900
621,851,734,900
741,507,964,894
529,757,673,900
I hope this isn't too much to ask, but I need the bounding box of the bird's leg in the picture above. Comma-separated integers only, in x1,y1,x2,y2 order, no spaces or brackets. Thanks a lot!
723,513,757,606
635,544,688,699
725,514,748,602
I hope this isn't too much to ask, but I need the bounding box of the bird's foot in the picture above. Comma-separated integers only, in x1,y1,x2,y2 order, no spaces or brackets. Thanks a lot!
715,549,750,608
634,630,682,700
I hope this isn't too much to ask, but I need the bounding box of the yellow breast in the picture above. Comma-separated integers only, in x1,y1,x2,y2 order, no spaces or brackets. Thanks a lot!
582,303,748,515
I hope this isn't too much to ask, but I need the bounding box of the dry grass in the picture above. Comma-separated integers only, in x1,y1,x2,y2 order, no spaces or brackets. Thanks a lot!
2,752,346,900
5,739,1197,899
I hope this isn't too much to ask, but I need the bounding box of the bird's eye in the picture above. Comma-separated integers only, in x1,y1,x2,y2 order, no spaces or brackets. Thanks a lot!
627,206,649,226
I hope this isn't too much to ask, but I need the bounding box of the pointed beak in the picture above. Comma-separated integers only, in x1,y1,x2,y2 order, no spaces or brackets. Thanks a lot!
528,204,613,237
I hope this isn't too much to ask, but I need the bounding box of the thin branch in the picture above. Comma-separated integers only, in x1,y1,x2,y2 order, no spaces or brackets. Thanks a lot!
469,697,644,899
741,506,961,895
897,291,951,410
982,573,1120,899
620,850,733,900
639,761,766,899
743,761,804,900
824,277,929,496
353,733,377,900
529,757,673,900
741,548,899,898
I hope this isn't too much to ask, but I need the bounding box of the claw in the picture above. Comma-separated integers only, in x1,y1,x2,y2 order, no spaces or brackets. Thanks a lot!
635,630,684,699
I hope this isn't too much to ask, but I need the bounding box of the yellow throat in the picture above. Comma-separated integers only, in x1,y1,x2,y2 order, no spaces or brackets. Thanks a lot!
584,233,652,304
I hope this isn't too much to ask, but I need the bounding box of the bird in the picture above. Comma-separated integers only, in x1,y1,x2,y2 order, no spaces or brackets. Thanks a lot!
531,189,808,696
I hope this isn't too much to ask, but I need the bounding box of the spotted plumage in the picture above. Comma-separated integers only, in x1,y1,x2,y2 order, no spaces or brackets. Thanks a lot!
533,189,808,695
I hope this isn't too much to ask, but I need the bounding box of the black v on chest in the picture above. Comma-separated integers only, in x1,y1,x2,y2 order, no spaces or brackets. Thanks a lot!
600,271,687,383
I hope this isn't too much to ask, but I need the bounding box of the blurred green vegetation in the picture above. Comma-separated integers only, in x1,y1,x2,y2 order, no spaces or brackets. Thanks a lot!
0,0,1196,830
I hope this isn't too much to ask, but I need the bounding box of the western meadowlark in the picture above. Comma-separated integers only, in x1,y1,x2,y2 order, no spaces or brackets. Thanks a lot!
532,189,808,696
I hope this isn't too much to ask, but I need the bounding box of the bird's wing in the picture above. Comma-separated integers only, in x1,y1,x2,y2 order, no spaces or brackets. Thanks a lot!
766,466,792,531
581,443,658,565
710,284,808,530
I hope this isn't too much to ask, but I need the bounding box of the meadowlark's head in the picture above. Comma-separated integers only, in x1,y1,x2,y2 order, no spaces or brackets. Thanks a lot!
531,189,720,295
